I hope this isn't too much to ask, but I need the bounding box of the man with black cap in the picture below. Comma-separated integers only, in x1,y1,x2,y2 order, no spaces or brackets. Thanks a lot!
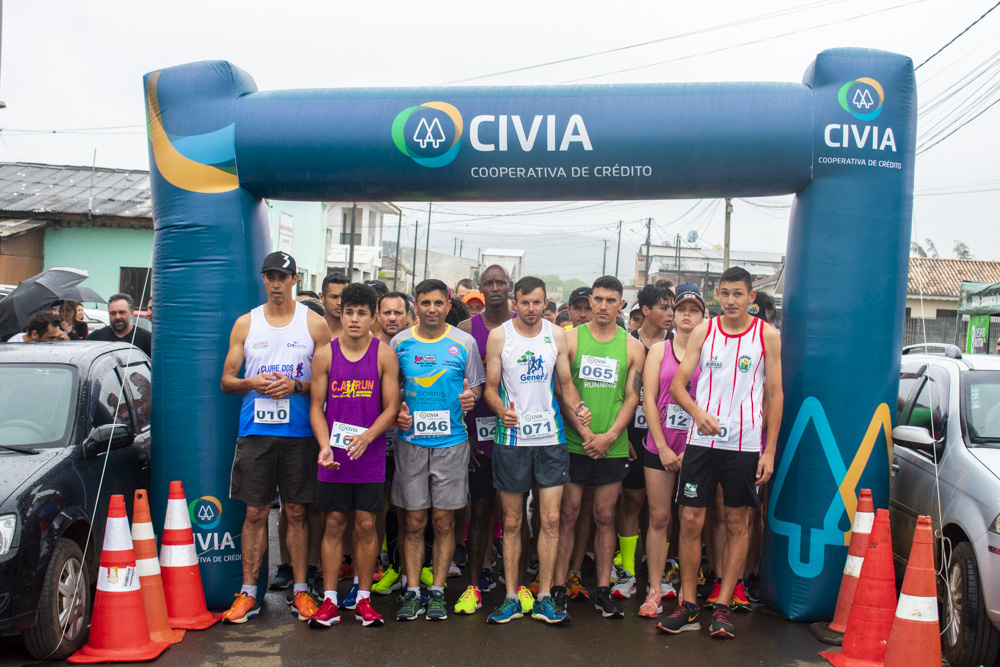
567,287,593,328
220,251,332,624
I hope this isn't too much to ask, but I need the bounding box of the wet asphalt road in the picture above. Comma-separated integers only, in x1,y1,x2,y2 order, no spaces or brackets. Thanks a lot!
2,508,835,666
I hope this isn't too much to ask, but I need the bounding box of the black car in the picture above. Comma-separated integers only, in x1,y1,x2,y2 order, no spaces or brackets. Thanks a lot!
0,341,151,659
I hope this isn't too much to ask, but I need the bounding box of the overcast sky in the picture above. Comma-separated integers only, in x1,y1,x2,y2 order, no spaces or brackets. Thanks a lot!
2,0,996,282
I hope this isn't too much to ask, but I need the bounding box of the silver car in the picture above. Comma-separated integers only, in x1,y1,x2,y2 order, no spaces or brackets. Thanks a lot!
891,344,1000,667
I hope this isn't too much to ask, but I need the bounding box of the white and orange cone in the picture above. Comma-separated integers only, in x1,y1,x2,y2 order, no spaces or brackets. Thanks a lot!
131,489,185,644
159,481,221,630
68,494,169,663
884,515,941,667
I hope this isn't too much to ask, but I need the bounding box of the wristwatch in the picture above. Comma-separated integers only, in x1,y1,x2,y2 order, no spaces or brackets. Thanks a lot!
294,379,303,393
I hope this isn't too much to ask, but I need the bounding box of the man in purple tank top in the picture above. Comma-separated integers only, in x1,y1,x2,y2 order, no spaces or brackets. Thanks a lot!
308,283,400,628
453,264,516,614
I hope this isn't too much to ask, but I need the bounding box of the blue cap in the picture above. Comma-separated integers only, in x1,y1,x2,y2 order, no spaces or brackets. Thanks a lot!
673,282,705,312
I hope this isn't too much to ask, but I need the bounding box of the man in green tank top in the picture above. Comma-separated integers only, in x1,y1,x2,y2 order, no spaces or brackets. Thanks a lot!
553,275,646,619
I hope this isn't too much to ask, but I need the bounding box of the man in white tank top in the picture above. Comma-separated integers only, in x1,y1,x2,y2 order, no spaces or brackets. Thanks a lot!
483,276,590,625
660,267,783,640
219,252,332,624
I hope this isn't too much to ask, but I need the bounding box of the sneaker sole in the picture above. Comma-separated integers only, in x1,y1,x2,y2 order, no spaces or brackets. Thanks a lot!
293,610,317,621
222,608,260,624
268,581,292,590
711,626,735,639
596,605,624,619
569,592,590,600
637,606,662,618
486,613,523,624
396,609,425,621
658,621,700,633
372,582,401,595
356,616,384,627
531,613,569,624
611,588,636,600
308,616,341,628
732,603,752,613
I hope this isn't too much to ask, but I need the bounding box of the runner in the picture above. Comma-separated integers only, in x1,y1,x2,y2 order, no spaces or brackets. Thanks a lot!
308,283,400,628
658,267,782,640
391,279,485,622
566,286,593,327
453,265,516,615
220,251,332,623
322,272,350,339
461,290,486,315
553,275,645,619
637,283,704,619
484,276,591,625
614,283,674,601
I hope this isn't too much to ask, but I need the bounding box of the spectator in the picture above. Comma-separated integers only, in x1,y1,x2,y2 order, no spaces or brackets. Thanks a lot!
23,312,66,342
145,296,154,321
87,293,153,358
60,300,89,340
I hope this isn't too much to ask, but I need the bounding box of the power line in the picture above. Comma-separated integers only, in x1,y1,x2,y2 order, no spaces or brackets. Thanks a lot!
915,0,1000,70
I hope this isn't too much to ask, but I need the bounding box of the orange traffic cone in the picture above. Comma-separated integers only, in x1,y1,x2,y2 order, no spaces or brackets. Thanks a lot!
68,494,169,663
811,489,876,645
132,489,185,644
884,515,941,667
822,508,896,667
160,481,221,629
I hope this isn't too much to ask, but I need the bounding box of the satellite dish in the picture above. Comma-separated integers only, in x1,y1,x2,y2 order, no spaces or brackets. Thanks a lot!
687,230,698,244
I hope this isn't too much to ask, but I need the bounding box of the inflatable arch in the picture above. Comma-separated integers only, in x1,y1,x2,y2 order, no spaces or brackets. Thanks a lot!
144,48,915,620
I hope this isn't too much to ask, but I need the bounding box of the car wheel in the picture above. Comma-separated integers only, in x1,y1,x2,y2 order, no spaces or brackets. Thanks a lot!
941,541,1000,667
23,538,91,660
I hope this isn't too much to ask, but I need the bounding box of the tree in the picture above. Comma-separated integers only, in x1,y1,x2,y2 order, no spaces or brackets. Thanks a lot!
953,240,973,260
910,241,926,257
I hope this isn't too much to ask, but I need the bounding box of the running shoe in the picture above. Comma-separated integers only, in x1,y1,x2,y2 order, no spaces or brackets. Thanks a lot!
594,587,624,619
454,586,482,615
221,593,259,624
706,578,722,605
268,563,293,590
613,549,623,569
308,597,341,628
291,591,319,621
396,591,425,621
665,560,680,586
527,571,540,596
420,566,434,587
638,589,662,618
354,597,384,627
448,562,462,578
453,544,468,568
526,555,539,576
531,597,570,624
566,572,590,600
517,585,535,615
341,583,359,610
745,572,761,603
697,569,713,598
478,568,497,592
398,589,430,605
372,566,401,595
551,585,569,612
487,598,523,624
307,564,321,591
426,590,448,621
610,565,618,585
611,569,637,599
657,600,701,634
661,573,678,599
710,605,735,639
339,558,354,581
731,580,752,612
373,561,384,582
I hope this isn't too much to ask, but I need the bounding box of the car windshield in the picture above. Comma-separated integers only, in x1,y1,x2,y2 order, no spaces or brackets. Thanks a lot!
965,370,1000,446
0,365,76,447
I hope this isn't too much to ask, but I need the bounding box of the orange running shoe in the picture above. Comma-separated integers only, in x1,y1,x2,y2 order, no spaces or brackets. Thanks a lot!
373,561,385,582
291,591,319,621
528,572,540,596
222,593,260,624
339,557,355,581
566,572,590,600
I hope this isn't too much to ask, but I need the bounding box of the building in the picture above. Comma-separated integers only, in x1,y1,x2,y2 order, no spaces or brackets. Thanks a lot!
636,243,785,294
906,257,1000,319
323,202,399,284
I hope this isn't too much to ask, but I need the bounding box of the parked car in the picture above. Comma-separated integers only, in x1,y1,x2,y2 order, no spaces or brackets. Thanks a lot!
0,341,151,659
891,343,1000,667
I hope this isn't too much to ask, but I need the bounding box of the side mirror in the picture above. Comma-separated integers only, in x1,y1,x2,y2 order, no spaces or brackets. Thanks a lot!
83,423,135,457
891,425,941,455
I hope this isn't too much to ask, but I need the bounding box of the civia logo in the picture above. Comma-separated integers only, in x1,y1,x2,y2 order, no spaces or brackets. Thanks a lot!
392,102,463,168
189,495,223,530
838,78,884,121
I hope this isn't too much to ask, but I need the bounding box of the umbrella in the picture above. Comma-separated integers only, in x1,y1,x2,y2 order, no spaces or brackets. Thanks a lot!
0,267,106,339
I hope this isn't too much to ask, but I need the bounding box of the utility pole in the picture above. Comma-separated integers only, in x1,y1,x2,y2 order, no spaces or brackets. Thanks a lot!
423,202,432,281
453,237,457,255
675,233,682,286
412,220,419,294
614,220,622,278
459,239,463,257
347,203,358,280
723,198,733,272
602,238,608,275
643,217,652,286
392,211,402,291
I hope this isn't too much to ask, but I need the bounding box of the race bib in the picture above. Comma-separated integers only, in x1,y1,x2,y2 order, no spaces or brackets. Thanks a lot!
254,398,289,424
414,409,451,437
475,417,497,443
689,415,731,445
578,355,618,384
664,404,692,431
634,404,647,429
518,411,556,440
329,422,366,449
385,426,398,451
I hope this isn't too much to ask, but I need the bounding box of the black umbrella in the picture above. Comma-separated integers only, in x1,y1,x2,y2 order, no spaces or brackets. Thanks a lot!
0,267,106,339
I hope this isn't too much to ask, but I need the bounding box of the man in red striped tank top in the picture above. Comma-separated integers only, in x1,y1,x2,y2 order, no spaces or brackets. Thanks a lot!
658,267,783,640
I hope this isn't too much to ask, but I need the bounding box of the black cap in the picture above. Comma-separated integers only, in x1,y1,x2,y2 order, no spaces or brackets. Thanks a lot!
568,286,592,305
673,282,705,312
261,251,296,275
365,280,389,296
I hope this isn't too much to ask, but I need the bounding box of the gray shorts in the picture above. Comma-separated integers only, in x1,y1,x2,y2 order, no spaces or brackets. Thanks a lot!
230,435,318,507
492,443,569,494
390,438,470,511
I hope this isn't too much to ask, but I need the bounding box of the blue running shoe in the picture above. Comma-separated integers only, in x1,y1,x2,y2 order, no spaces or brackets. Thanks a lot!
531,597,570,624
487,598,523,624
479,569,497,593
341,583,359,610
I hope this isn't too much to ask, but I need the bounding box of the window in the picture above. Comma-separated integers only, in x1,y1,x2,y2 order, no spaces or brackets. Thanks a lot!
0,365,75,446
341,210,360,245
906,377,947,441
121,360,152,432
89,356,129,429
120,267,152,309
